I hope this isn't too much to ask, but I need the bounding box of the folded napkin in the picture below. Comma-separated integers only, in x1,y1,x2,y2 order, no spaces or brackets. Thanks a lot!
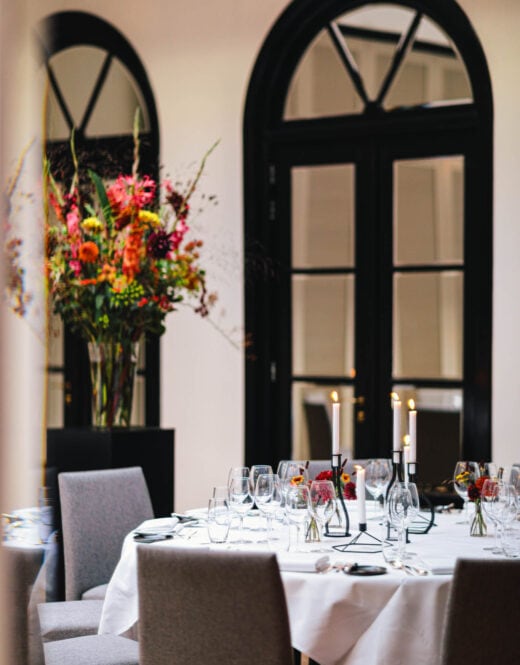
276,553,330,573
425,557,455,575
134,518,177,537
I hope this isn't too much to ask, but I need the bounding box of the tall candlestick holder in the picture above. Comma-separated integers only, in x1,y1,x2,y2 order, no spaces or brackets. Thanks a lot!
332,520,382,554
406,462,436,534
324,453,351,538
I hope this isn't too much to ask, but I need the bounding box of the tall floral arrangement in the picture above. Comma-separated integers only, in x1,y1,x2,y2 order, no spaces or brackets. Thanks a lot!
45,135,217,343
45,116,218,426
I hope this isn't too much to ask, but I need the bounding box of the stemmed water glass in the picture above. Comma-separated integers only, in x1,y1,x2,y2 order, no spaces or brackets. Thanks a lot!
309,480,336,540
386,482,420,563
365,459,391,521
453,461,480,523
254,474,283,542
228,475,254,543
285,484,310,552
250,465,274,494
277,461,308,484
228,467,250,485
481,479,517,554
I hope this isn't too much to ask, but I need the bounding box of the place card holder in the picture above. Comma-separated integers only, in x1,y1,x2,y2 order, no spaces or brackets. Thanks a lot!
324,453,351,538
407,463,436,535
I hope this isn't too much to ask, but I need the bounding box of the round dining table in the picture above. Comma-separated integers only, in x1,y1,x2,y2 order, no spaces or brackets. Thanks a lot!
98,506,505,665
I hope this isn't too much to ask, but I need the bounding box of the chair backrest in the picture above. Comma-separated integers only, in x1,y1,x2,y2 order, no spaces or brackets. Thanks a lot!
59,467,153,600
138,547,294,665
441,558,520,665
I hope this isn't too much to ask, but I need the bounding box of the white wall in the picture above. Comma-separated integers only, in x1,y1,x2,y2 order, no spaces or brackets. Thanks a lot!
3,0,520,519
28,0,289,511
456,0,520,467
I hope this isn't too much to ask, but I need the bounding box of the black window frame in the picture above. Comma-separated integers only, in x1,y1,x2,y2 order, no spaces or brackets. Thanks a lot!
243,0,493,468
38,11,161,427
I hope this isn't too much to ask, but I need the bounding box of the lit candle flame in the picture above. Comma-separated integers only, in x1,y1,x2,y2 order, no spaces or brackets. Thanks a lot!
408,398,416,411
391,391,400,403
331,390,339,403
403,434,411,446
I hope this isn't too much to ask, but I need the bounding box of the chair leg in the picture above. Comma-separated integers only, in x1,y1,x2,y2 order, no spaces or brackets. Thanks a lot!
292,651,321,665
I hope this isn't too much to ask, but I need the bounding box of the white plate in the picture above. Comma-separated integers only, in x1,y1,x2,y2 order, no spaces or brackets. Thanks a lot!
134,518,177,535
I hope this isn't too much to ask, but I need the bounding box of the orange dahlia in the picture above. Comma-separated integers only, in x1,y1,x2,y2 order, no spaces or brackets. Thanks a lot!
78,241,99,263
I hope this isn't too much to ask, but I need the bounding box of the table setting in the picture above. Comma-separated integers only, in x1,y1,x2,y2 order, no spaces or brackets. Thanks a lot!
98,393,520,665
98,468,519,665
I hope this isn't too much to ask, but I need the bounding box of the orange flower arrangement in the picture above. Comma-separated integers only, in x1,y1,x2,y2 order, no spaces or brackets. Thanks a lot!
45,121,218,344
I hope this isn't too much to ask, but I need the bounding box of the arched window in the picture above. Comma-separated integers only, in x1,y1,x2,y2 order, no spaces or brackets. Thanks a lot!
244,0,492,488
37,11,160,427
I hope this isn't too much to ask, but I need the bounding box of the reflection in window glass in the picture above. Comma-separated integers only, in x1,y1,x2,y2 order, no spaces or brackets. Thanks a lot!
392,385,463,487
394,156,464,266
292,275,355,377
284,32,362,120
393,271,463,379
292,164,355,268
292,383,354,461
284,6,473,120
46,46,149,141
46,373,65,428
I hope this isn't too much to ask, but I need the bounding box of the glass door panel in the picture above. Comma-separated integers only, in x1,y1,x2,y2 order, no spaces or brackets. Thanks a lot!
292,383,354,462
394,156,464,266
292,164,355,268
292,274,355,377
392,384,463,490
393,271,463,380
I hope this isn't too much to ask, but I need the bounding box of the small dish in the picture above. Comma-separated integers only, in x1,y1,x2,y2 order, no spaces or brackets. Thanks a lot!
345,564,387,576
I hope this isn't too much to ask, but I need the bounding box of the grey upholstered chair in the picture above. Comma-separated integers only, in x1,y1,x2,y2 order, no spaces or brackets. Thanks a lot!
441,558,520,665
42,634,139,665
38,467,153,649
138,546,294,665
59,466,154,600
34,530,103,649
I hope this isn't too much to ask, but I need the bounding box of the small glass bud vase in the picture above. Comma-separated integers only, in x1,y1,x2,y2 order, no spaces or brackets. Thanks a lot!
305,516,321,543
470,500,487,537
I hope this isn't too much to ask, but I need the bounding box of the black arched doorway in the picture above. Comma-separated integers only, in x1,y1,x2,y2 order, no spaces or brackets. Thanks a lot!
244,0,493,485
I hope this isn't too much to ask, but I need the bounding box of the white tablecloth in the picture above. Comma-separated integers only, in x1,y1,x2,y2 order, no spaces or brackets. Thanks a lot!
98,509,502,665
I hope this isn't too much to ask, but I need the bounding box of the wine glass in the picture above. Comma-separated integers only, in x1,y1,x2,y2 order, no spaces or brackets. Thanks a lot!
250,465,274,494
228,467,250,485
453,461,480,523
254,474,283,542
277,461,308,484
309,480,336,540
285,484,310,552
386,482,420,563
481,479,516,554
365,459,391,521
228,476,254,543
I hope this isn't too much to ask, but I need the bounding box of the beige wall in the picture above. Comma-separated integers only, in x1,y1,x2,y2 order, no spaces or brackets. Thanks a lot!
457,0,520,467
2,0,520,525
